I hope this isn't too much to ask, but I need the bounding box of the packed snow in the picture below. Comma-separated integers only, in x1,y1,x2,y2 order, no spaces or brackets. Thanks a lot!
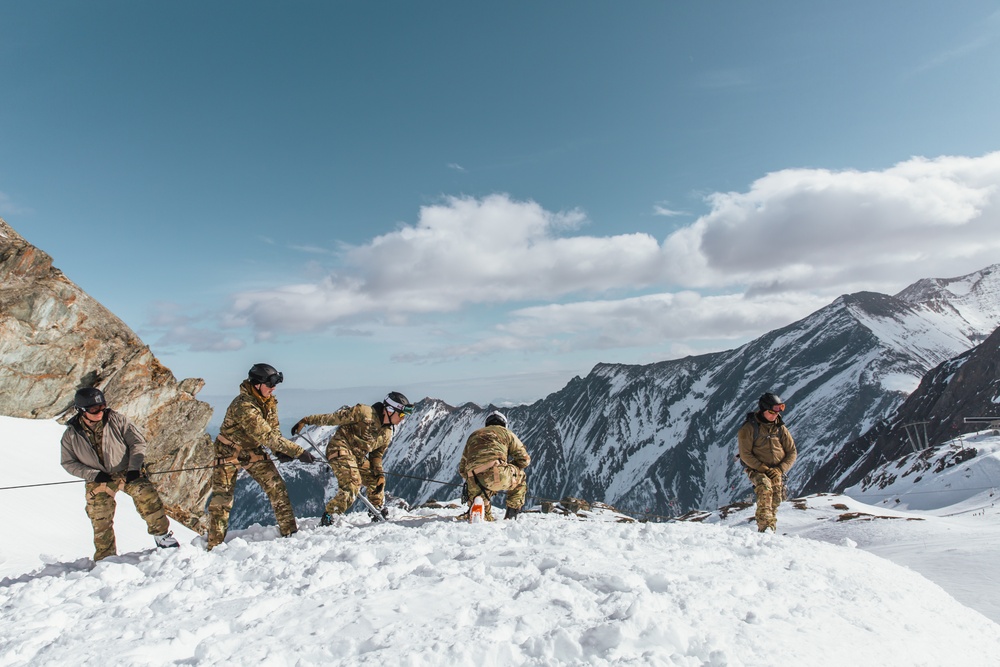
2,415,999,666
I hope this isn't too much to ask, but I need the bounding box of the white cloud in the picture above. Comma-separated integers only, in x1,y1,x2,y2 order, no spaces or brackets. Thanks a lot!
224,152,1000,359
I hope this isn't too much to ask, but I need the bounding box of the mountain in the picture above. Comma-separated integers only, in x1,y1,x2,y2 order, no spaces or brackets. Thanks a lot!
807,321,1000,492
377,266,1000,518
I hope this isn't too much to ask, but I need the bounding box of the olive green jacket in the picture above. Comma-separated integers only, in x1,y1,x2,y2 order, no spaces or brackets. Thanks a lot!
737,412,797,474
300,403,394,474
217,381,304,459
459,425,531,479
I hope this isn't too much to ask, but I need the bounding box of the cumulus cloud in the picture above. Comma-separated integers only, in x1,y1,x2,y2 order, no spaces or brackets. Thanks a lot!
225,152,1000,358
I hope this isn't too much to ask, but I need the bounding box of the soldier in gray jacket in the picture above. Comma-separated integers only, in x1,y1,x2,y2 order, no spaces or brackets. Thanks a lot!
60,387,179,561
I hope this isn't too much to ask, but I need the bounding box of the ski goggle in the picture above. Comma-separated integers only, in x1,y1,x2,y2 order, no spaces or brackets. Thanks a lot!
385,396,414,416
84,404,107,415
767,403,786,413
263,372,283,388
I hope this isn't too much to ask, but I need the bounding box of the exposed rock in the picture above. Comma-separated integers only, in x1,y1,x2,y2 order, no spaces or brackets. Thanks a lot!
0,217,213,532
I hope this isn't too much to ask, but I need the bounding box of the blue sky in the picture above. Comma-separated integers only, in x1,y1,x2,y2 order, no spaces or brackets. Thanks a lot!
2,1,1000,407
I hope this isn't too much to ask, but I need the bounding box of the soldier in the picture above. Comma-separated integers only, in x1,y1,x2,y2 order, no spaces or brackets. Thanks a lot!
738,392,797,533
459,411,531,521
207,363,315,549
292,391,413,524
60,387,180,561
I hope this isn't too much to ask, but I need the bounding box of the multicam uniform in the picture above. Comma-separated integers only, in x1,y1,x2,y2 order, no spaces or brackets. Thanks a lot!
297,403,395,515
737,412,797,532
207,380,306,549
60,409,170,561
459,424,531,521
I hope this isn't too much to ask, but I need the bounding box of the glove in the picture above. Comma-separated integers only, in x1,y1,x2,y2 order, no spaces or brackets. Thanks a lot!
94,471,112,483
297,450,316,464
461,481,470,504
758,465,771,474
125,470,142,484
274,452,294,463
371,475,385,495
766,467,783,482
291,419,308,436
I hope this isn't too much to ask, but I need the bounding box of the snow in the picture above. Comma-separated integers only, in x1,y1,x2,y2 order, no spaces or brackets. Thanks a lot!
3,415,1000,666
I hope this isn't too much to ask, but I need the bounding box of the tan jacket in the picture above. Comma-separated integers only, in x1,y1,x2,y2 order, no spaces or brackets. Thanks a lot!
737,412,797,474
60,409,146,481
217,381,304,459
459,425,531,479
300,403,394,474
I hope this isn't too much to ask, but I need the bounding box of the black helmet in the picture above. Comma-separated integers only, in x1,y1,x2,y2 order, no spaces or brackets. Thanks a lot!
485,410,507,428
74,387,107,411
248,363,283,387
384,391,414,415
758,392,786,413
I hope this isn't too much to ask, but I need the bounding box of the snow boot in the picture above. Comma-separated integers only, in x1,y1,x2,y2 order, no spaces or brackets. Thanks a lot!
154,531,179,549
504,507,520,520
320,512,335,527
368,507,389,522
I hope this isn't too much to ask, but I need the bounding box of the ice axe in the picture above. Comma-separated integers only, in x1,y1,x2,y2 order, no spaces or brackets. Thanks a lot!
295,430,388,523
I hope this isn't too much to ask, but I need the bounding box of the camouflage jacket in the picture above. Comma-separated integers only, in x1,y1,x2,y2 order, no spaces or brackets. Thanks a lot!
217,381,304,459
300,403,394,473
60,409,146,481
737,412,797,474
459,425,531,479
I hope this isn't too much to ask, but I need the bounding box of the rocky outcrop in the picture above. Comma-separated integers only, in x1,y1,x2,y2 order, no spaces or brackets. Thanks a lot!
0,217,213,532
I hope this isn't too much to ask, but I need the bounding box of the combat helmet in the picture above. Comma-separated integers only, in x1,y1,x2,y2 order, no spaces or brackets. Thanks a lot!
485,410,508,428
248,363,283,387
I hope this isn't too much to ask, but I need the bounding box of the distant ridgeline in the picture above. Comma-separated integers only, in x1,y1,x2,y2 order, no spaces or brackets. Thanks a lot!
0,216,215,531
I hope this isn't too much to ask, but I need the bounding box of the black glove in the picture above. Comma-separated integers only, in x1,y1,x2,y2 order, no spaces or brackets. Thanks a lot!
291,419,308,436
371,476,385,495
461,481,470,504
297,450,316,464
766,467,783,482
274,452,294,463
94,471,112,483
125,470,142,484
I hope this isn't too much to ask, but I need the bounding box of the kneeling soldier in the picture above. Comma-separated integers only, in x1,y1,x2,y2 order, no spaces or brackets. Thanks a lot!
207,363,315,549
60,387,179,561
459,411,531,521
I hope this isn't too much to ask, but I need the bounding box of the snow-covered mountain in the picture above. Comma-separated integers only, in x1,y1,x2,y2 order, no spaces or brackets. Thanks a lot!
808,319,1000,492
379,265,1000,518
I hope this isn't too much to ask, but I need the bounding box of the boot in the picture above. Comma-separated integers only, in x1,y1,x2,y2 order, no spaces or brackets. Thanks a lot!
368,507,389,522
320,512,334,527
504,507,520,520
154,531,179,549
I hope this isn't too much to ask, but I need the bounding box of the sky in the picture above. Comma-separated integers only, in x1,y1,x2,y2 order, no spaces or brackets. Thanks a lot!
2,2,1000,407
2,415,1000,665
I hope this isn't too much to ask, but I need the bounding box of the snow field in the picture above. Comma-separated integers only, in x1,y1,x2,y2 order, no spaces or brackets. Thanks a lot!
2,511,999,667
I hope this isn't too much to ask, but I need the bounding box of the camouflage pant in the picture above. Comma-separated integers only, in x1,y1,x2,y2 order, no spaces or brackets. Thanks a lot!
84,474,169,561
748,470,784,531
207,451,296,549
466,463,527,522
324,445,384,514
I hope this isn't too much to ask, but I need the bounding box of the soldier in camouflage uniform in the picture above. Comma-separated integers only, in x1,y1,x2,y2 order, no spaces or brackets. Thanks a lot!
60,387,179,561
207,364,315,549
738,392,797,533
459,411,531,521
292,391,413,523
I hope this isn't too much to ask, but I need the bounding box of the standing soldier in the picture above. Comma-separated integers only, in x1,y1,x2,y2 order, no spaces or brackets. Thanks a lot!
738,392,797,533
292,391,413,524
459,411,531,521
60,387,179,561
207,363,315,550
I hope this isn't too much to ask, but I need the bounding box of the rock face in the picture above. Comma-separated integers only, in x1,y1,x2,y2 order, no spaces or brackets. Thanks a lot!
0,217,213,531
